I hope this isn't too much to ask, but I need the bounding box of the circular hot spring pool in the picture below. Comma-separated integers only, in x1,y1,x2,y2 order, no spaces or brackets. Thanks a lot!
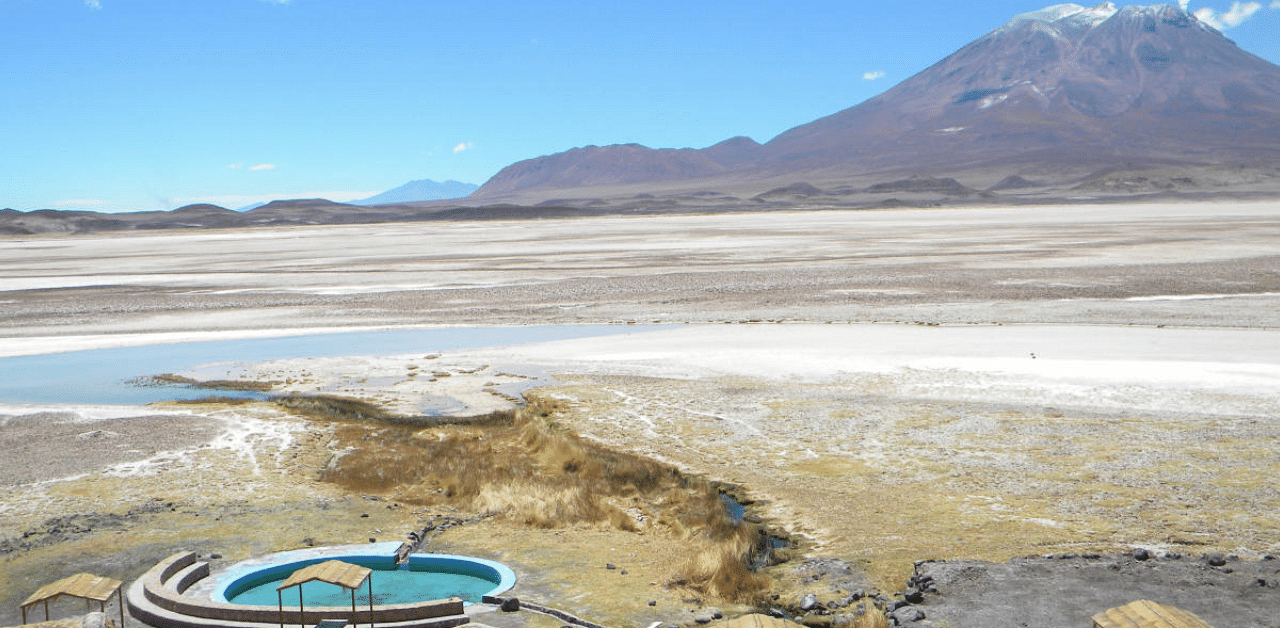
214,549,516,607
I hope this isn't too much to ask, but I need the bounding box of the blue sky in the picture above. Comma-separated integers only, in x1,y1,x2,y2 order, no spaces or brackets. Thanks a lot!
3,0,1279,212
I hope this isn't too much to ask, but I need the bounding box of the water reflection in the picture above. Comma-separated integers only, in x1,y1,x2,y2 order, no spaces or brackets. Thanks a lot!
0,325,649,406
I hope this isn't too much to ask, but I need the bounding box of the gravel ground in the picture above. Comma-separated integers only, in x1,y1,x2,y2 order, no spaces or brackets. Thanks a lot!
0,410,220,486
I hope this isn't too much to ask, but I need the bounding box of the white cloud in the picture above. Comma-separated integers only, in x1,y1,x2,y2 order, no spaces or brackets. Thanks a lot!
1271,1,1279,7
452,142,474,153
83,0,101,9
248,163,276,171
863,70,886,81
1179,0,1191,9
227,163,244,169
1194,1,1263,29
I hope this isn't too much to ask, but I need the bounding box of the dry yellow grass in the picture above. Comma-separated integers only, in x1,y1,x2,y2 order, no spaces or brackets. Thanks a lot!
316,397,772,603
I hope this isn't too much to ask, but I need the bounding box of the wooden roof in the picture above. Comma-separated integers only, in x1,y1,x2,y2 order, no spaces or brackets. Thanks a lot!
716,614,805,628
277,560,372,592
1092,600,1215,628
22,573,122,608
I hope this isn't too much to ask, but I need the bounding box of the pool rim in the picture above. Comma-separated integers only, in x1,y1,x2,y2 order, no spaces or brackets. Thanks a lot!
209,543,516,606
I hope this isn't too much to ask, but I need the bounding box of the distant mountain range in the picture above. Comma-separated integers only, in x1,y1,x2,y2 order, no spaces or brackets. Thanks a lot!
234,179,477,211
5,2,1280,235
352,179,478,205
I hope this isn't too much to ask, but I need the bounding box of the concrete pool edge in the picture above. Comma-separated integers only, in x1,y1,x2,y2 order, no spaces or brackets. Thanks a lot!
126,547,516,628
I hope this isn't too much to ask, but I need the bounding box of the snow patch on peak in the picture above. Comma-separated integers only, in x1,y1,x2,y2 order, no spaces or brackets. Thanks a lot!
1005,2,1118,29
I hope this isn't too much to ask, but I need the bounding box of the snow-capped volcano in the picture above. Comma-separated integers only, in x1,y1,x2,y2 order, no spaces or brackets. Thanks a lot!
758,2,1280,174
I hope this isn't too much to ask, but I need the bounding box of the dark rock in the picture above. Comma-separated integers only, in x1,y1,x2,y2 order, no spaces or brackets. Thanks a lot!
210,553,222,560
892,607,926,624
691,608,720,624
649,600,657,606
1206,554,1228,567
1132,548,1150,561
500,597,520,612
904,588,924,604
606,563,617,570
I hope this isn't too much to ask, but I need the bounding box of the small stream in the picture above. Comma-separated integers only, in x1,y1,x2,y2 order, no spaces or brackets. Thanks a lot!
721,493,793,570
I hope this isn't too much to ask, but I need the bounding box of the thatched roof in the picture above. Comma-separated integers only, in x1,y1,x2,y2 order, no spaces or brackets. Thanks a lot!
22,574,122,609
277,560,371,592
1092,600,1214,628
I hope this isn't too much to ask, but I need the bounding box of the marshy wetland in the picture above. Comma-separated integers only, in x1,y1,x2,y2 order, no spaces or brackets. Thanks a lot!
2,201,1280,628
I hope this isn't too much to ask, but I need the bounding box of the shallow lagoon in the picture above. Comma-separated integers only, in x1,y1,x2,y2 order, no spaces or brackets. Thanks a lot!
0,325,647,405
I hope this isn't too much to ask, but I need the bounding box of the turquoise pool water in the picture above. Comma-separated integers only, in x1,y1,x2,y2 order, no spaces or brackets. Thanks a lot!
214,548,516,608
229,565,496,606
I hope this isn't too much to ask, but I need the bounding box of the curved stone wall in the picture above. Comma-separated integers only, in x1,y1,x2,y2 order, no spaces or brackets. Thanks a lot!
125,546,515,628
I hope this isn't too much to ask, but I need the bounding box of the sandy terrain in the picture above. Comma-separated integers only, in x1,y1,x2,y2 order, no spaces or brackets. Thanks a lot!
2,200,1279,628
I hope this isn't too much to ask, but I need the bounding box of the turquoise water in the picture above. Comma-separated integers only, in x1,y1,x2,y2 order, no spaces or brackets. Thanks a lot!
229,566,496,606
0,325,652,405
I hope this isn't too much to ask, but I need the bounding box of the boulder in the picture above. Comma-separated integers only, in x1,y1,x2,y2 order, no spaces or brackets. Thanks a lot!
892,606,926,624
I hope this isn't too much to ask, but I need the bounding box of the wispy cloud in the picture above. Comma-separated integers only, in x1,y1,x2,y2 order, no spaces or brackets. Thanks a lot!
1179,0,1190,9
248,163,276,171
452,142,474,154
1272,1,1279,8
83,0,102,9
863,70,886,81
1194,1,1263,29
227,163,244,170
259,0,293,4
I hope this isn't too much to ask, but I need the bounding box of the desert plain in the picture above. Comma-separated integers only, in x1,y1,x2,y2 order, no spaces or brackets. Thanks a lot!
2,200,1280,628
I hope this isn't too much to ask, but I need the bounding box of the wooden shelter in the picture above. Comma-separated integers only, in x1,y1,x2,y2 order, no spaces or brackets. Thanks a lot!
21,573,124,628
1092,600,1215,628
276,560,374,628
